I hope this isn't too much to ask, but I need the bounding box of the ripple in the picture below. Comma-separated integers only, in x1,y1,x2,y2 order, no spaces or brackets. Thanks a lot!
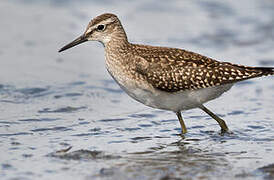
19,118,60,122
108,140,127,144
67,81,86,86
129,113,156,118
89,127,101,131
131,136,152,141
99,118,127,122
227,110,245,116
0,121,20,124
31,126,72,132
54,92,83,99
103,87,123,93
159,129,171,132
138,124,153,128
38,106,87,113
99,167,119,177
161,119,177,123
72,132,101,136
247,125,265,130
159,175,182,180
188,115,207,119
22,154,33,158
190,125,205,129
124,127,141,131
48,149,121,160
17,87,50,97
0,132,33,137
185,138,201,142
2,163,12,170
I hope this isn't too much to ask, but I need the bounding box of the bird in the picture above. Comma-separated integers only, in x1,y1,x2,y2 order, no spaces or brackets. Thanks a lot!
59,13,274,134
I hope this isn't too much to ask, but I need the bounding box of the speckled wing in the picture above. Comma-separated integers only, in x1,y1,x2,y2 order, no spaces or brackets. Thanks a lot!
133,47,274,92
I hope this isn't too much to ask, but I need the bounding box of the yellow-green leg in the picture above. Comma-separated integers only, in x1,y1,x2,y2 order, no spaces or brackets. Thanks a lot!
176,111,187,134
199,104,229,133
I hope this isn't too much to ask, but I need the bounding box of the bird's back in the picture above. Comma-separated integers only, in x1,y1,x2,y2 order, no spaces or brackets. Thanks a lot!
126,43,274,93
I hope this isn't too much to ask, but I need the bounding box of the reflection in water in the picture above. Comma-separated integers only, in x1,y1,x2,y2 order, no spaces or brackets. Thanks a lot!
49,138,235,179
49,148,121,160
258,164,274,179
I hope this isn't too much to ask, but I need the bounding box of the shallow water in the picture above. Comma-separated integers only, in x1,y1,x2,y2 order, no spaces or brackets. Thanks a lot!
1,0,274,179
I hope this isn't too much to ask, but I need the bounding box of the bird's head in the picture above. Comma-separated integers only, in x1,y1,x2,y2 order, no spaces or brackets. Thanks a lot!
59,13,126,52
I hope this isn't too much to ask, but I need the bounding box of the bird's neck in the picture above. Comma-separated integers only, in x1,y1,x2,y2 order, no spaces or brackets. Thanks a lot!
104,28,132,79
104,36,130,65
104,28,131,60
104,23,128,47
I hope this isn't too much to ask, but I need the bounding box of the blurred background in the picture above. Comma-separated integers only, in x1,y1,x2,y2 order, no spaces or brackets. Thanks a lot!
0,0,274,180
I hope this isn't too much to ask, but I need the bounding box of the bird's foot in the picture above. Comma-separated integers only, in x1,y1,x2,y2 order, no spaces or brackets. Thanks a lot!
219,128,233,136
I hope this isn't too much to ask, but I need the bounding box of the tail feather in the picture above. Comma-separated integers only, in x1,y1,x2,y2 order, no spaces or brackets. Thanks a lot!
234,65,274,81
251,67,274,76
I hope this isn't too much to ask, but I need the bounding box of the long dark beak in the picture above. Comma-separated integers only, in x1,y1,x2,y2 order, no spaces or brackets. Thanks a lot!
58,35,88,52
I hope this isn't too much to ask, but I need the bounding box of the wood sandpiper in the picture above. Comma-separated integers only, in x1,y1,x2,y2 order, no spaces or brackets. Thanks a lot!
59,13,274,134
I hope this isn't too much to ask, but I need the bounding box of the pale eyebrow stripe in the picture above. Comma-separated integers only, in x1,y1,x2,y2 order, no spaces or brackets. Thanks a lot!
85,28,93,34
85,17,115,35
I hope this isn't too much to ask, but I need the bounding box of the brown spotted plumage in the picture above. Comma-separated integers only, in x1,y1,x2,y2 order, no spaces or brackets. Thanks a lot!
126,44,273,92
59,13,274,134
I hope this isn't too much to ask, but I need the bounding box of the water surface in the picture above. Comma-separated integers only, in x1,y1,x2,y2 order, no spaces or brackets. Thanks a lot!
0,0,274,179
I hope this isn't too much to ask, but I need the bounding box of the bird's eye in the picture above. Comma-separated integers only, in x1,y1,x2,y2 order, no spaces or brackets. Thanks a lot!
96,24,105,31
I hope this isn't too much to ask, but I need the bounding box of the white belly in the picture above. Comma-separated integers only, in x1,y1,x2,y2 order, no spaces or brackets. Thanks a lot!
123,83,233,112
